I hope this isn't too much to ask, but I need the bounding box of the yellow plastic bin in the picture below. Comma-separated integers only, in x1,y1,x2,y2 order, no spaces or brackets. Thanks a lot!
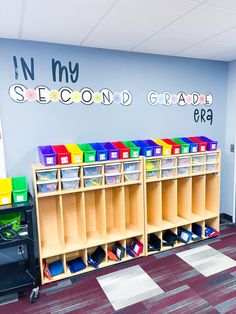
0,178,12,205
65,144,83,164
154,139,172,156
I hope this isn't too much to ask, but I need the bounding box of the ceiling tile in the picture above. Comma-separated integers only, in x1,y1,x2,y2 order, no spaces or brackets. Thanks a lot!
0,0,23,38
82,0,200,50
21,0,117,45
153,4,236,43
206,0,236,11
211,49,236,61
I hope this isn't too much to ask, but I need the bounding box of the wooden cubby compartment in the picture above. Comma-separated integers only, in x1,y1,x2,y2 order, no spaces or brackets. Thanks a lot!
205,217,220,238
162,179,177,228
38,196,64,258
107,240,126,265
124,184,143,237
146,182,162,233
62,193,86,252
205,173,220,217
192,175,205,219
43,254,65,283
147,231,162,255
65,249,88,276
84,189,106,246
162,227,177,251
177,177,192,223
105,187,125,241
87,244,107,271
126,235,144,259
176,224,191,247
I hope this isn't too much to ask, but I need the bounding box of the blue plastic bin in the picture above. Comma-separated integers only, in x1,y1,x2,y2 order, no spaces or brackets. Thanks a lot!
103,142,119,160
132,140,153,157
144,139,162,156
180,138,198,153
90,143,108,161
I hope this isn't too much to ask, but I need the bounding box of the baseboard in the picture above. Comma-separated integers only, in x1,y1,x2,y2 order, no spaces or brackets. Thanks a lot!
220,213,233,223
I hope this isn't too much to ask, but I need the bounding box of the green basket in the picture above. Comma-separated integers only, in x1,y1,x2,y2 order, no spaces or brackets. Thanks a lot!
0,211,22,236
78,144,96,162
122,141,140,158
12,176,28,203
171,138,190,154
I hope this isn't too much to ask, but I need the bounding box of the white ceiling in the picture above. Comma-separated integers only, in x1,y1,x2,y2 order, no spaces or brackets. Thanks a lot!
1,0,236,61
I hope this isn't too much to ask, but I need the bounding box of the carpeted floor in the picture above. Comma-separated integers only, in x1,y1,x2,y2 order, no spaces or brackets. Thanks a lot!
0,223,236,314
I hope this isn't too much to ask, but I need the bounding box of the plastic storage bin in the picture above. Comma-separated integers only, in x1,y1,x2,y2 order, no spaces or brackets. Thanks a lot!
103,142,119,160
144,140,162,156
105,173,121,185
124,171,140,182
188,137,207,152
0,178,12,205
192,165,204,174
177,166,191,176
132,140,153,157
37,180,58,193
180,138,198,153
161,157,176,168
122,141,140,158
83,165,102,177
111,142,130,159
123,161,140,172
146,170,159,179
12,176,28,203
65,144,83,164
61,178,80,190
192,155,205,165
52,145,71,165
161,168,175,178
104,163,121,174
36,169,57,181
38,145,57,166
177,156,191,167
171,138,190,154
162,138,181,155
206,153,218,163
84,175,102,187
146,159,160,170
197,136,218,151
154,139,172,156
78,144,96,162
89,143,108,161
206,163,217,172
61,167,79,179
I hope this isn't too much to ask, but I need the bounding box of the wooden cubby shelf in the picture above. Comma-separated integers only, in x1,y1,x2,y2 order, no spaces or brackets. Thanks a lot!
33,150,220,284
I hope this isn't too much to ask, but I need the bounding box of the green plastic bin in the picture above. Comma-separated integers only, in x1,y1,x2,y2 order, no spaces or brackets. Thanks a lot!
171,138,190,154
122,141,140,158
0,211,22,237
12,176,28,203
78,144,96,162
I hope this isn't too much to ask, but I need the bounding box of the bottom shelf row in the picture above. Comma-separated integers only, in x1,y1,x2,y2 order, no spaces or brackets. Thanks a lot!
147,218,219,255
42,236,144,283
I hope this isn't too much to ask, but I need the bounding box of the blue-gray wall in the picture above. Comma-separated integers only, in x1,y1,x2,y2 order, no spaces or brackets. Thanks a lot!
0,39,228,212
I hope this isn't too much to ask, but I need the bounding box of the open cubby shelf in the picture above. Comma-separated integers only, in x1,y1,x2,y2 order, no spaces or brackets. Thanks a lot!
33,150,220,284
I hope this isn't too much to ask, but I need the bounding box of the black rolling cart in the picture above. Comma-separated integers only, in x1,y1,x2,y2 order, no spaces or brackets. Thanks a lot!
0,193,39,303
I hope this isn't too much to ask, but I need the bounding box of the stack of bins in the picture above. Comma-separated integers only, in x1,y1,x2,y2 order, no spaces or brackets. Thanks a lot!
12,176,28,203
180,138,198,153
89,143,108,161
111,142,130,159
122,141,140,158
171,138,190,154
132,140,153,157
78,143,96,162
144,140,162,156
65,144,83,164
188,137,207,152
102,142,119,160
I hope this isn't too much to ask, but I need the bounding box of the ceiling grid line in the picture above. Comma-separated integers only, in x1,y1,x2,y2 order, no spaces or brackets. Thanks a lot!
80,0,119,45
18,0,27,39
130,1,204,51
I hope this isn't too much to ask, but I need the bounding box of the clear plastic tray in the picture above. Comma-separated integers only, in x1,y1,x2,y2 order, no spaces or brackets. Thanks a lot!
192,155,205,165
177,166,191,176
37,180,58,193
123,161,140,172
105,173,121,185
84,175,102,187
177,156,191,167
206,153,218,163
61,167,79,179
146,170,159,179
192,165,204,174
36,169,57,181
161,168,175,178
146,159,160,170
104,163,121,174
206,163,217,172
83,165,102,177
124,171,140,182
161,157,176,169
61,178,80,190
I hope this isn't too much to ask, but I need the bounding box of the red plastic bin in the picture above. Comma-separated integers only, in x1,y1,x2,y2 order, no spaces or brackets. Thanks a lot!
111,141,130,159
52,145,71,165
162,138,181,155
188,137,207,152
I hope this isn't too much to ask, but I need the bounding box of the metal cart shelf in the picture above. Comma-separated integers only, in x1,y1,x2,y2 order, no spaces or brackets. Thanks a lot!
0,193,39,303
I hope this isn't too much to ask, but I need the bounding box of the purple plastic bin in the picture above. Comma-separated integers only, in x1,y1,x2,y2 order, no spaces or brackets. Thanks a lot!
145,140,162,156
103,142,119,160
197,136,218,151
38,145,57,166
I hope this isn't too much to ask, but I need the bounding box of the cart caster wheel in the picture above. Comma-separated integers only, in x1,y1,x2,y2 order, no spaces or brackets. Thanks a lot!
30,287,39,303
